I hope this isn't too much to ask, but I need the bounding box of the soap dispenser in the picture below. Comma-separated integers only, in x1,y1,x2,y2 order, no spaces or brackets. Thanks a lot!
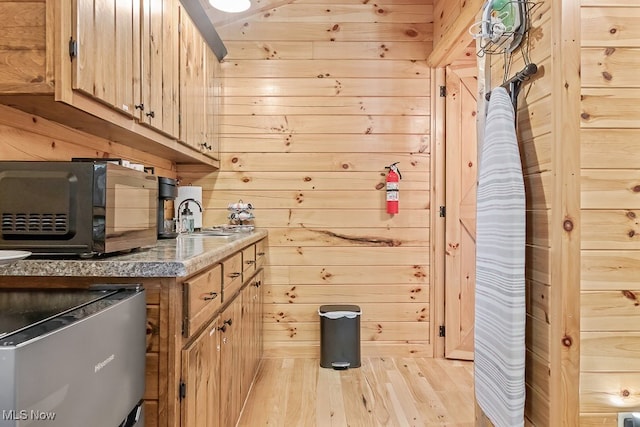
181,203,195,233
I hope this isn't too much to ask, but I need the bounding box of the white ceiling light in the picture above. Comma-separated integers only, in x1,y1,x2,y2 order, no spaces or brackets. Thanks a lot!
209,0,250,13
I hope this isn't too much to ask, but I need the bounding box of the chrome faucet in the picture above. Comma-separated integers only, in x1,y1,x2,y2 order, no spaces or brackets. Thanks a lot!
177,198,203,233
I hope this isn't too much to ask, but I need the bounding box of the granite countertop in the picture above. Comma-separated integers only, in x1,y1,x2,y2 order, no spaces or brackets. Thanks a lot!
0,230,267,278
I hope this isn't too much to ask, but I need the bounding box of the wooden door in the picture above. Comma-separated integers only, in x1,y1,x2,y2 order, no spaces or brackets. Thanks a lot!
219,297,242,427
73,0,135,115
444,64,478,360
179,7,207,151
141,0,179,136
181,317,220,427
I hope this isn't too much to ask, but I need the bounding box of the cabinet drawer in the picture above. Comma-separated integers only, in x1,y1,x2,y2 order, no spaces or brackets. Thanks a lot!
222,252,243,301
242,245,256,273
183,264,222,337
256,239,266,268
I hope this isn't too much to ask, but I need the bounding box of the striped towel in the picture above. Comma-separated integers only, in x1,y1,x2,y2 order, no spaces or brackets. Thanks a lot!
474,86,526,427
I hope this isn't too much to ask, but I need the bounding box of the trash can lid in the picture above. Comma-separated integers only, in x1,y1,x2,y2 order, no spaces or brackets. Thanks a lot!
318,304,361,319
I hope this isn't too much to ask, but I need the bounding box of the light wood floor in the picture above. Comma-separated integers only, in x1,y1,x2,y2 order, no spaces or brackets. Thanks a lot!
238,357,475,426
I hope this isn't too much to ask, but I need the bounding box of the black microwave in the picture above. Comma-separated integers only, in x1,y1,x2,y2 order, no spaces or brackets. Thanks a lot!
0,161,158,257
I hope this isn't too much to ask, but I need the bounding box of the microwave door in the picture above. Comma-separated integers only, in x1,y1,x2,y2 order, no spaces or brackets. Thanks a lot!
101,164,157,253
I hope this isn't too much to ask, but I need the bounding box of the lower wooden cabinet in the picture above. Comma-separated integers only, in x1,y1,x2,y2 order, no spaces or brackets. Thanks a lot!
241,270,264,400
181,318,220,427
0,237,266,427
180,267,264,427
219,296,242,427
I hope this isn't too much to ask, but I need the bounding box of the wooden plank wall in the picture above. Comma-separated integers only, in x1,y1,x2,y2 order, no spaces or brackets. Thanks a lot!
179,0,435,358
580,1,640,424
0,103,176,177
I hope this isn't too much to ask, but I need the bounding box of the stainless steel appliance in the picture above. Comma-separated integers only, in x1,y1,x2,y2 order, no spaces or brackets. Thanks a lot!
0,286,146,427
0,161,158,257
157,177,178,239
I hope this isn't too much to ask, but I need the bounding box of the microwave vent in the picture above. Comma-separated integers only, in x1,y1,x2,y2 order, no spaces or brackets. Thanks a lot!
2,213,69,235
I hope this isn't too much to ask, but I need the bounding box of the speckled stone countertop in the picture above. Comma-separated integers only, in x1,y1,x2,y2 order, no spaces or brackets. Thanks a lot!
0,230,267,278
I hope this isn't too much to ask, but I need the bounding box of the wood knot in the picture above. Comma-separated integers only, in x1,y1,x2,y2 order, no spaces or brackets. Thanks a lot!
331,24,340,31
581,112,591,120
563,219,574,232
633,185,640,193
562,335,573,347
622,389,631,397
342,163,349,169
231,157,239,163
622,290,638,302
375,182,385,190
609,27,617,34
602,71,613,81
626,211,636,219
242,177,251,183
604,47,616,56
303,176,312,182
405,28,418,37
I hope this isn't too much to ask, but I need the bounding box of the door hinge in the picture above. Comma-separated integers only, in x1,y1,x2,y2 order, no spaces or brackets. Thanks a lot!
439,85,446,97
179,381,186,400
439,206,446,217
439,325,446,337
69,37,78,60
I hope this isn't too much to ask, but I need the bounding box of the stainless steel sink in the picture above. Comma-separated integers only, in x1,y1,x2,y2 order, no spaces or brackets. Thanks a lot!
181,230,234,237
180,225,254,238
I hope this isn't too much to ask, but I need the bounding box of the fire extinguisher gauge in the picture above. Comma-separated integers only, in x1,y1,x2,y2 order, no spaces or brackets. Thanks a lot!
385,162,402,179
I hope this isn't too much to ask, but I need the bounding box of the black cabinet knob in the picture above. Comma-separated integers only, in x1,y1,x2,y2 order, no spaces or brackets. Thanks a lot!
202,292,218,301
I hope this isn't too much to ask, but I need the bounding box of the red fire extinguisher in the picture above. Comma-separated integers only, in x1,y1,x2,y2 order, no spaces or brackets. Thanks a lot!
385,162,401,214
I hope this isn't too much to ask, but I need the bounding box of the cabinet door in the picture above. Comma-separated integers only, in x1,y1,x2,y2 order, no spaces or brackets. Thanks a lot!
204,45,220,160
240,286,253,400
252,270,264,383
181,318,220,427
178,8,206,153
73,0,135,115
240,269,264,404
140,0,179,136
256,269,264,367
219,297,242,427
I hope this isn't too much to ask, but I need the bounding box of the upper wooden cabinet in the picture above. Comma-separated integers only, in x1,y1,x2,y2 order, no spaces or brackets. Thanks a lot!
139,0,180,137
0,0,219,168
73,0,136,117
178,7,219,160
